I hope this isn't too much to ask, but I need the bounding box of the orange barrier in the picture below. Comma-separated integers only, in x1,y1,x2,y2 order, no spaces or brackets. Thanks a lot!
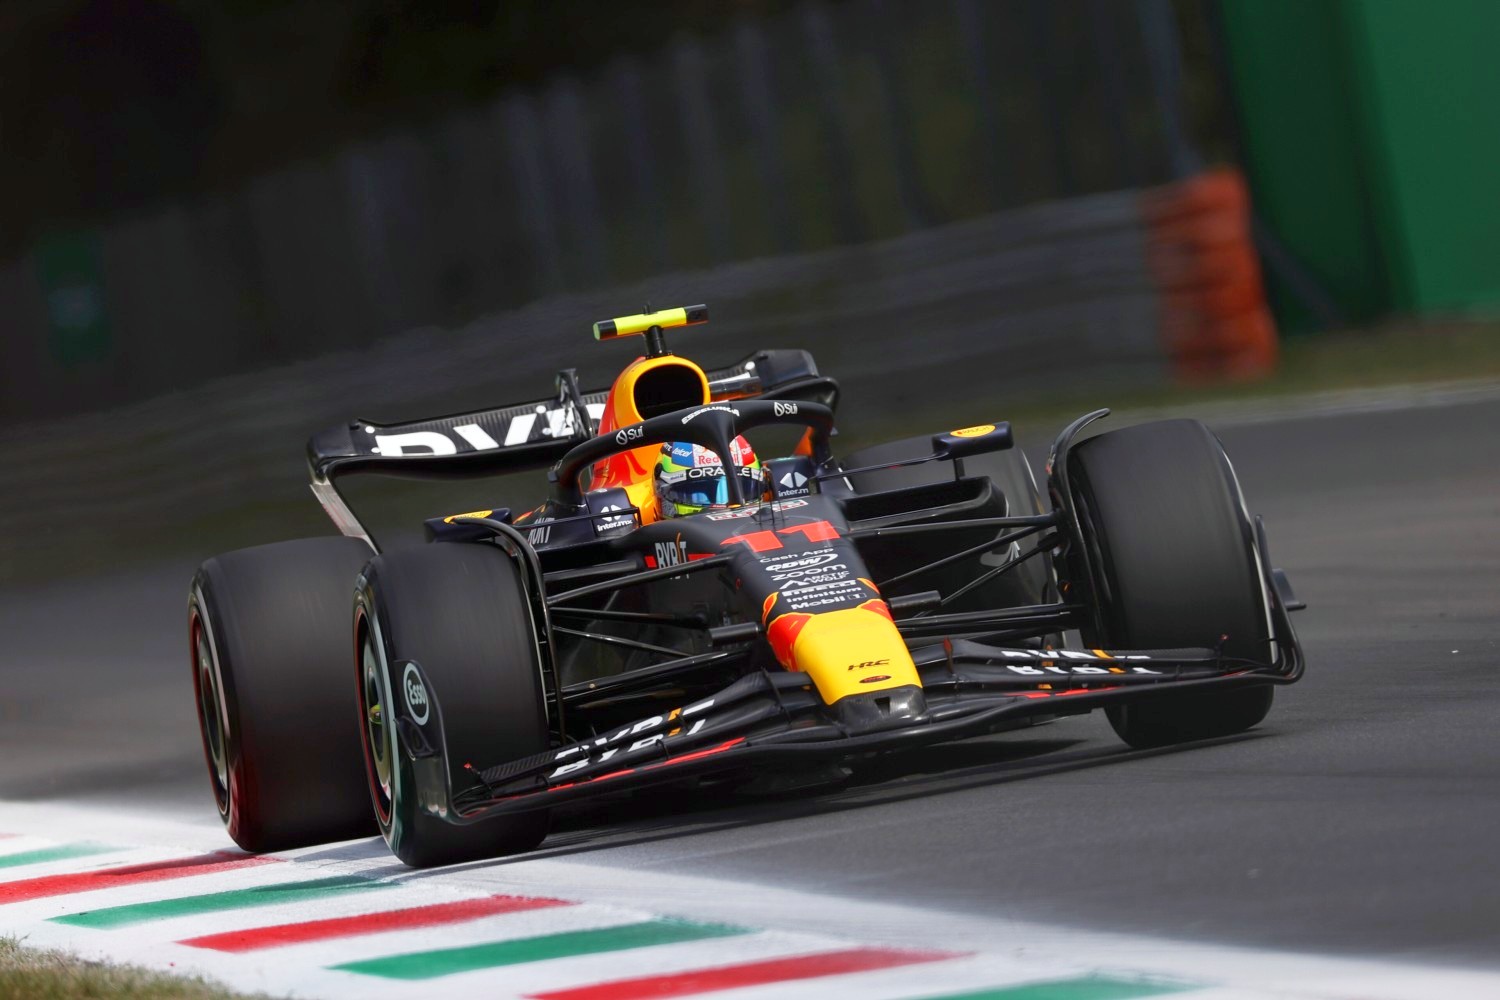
1142,169,1279,381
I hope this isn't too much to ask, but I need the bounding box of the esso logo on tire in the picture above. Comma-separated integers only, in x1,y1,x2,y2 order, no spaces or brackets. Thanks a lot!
402,663,430,725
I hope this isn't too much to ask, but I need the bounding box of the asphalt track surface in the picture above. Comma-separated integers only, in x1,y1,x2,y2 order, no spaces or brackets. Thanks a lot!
2,397,1497,968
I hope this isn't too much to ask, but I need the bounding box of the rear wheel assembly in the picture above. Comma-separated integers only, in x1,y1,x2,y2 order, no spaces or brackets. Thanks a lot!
189,536,377,852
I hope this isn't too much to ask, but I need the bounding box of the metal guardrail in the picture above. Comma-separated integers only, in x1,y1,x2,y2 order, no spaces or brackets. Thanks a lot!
1,0,1196,423
0,188,1163,582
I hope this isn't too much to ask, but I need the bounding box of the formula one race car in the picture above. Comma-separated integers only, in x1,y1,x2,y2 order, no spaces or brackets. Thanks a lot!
189,305,1305,867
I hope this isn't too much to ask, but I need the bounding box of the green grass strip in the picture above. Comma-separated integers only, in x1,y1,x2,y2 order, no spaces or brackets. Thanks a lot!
1,935,262,1000
51,875,393,929
0,843,116,869
920,976,1198,1000
333,918,750,980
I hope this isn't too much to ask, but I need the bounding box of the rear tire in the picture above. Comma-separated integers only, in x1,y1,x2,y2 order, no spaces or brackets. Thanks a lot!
189,536,377,853
356,542,551,868
1068,420,1274,749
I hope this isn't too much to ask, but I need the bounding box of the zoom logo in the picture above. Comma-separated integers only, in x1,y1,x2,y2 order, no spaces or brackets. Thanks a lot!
766,551,841,574
402,663,430,725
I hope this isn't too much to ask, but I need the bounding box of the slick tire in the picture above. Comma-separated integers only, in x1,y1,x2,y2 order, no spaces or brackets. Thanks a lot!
356,542,551,868
189,536,377,853
841,433,1052,610
1068,419,1274,749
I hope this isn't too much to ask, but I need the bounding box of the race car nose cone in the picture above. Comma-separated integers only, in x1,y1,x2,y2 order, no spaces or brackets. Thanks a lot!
832,685,928,734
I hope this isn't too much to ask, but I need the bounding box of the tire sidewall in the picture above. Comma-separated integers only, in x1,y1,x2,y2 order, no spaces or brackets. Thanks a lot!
354,543,551,867
354,581,404,848
1070,421,1270,659
188,536,376,853
189,582,238,833
189,569,299,850
1067,420,1276,747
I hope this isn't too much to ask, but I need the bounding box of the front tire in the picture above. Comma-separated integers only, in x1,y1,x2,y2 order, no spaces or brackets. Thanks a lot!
189,536,377,852
356,542,551,868
1068,419,1274,749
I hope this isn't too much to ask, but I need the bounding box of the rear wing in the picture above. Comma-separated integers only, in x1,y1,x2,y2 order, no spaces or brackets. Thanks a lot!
307,386,607,484
307,349,838,545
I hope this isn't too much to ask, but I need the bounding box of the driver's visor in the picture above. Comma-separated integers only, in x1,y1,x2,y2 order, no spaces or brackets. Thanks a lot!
661,467,764,511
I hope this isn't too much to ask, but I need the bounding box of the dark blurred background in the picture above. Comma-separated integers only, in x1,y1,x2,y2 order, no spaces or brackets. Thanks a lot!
1,0,1227,414
6,9,1500,968
1,0,1497,574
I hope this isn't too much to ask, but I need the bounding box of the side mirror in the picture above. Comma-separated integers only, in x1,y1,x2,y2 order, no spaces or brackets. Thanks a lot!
931,422,1013,460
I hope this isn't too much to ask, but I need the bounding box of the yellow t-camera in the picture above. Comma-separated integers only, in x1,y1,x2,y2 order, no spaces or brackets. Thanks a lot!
593,305,708,341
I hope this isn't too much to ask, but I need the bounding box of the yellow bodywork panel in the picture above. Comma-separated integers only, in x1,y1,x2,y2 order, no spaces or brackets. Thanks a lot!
786,606,921,704
604,355,711,427
442,509,493,524
588,354,711,526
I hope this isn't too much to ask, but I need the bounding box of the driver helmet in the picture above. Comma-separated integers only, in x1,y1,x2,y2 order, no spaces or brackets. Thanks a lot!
654,436,767,517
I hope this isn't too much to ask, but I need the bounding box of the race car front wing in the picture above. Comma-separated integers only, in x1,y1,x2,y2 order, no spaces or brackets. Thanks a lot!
392,583,1304,825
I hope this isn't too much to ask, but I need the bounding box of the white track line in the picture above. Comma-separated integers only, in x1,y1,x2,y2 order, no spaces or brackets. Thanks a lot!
2,802,1498,999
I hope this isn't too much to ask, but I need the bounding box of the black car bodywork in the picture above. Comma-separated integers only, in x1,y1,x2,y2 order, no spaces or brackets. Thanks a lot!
307,345,1305,831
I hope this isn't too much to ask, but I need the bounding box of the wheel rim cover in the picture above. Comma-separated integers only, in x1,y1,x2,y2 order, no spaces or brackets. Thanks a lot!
360,629,393,824
191,615,230,815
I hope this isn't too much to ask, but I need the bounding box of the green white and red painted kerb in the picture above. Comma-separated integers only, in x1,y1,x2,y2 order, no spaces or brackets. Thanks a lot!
0,839,1172,1000
0,806,1496,999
